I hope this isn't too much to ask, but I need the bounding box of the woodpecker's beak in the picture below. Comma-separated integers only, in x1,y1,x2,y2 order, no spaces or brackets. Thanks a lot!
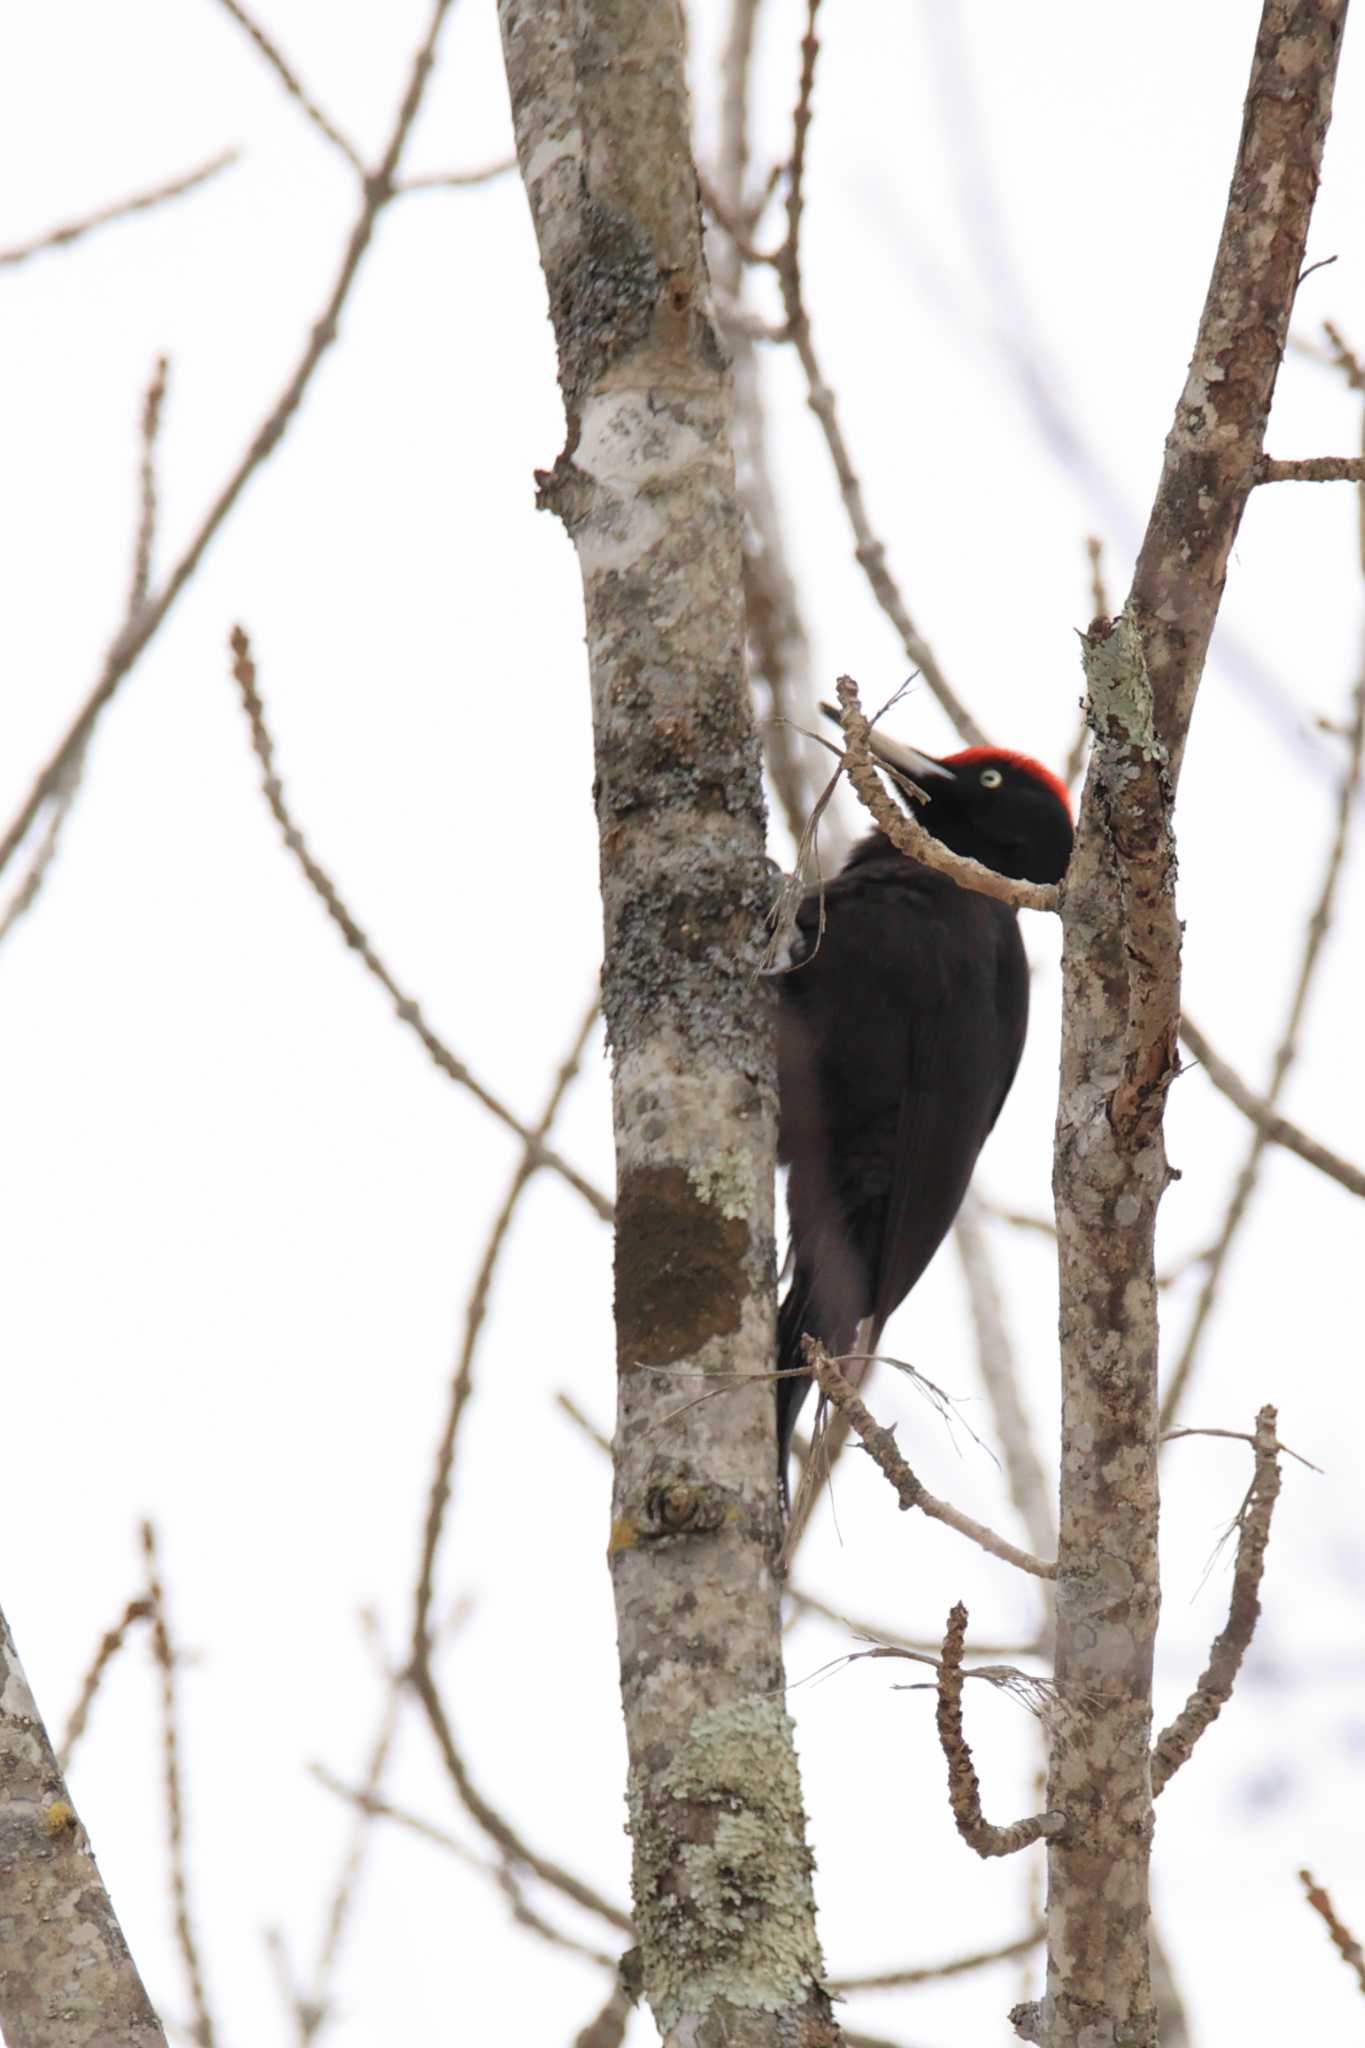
818,703,955,785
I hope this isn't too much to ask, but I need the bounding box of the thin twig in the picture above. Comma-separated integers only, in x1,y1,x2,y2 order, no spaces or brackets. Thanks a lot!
953,1195,1056,1563
1,354,169,945
58,1596,155,1770
129,355,169,617
0,151,237,268
411,992,603,1667
207,0,365,172
0,0,455,890
228,627,611,1221
310,1767,619,1968
556,1390,612,1457
764,9,987,748
294,1661,405,2043
142,1522,219,2048
830,1925,1041,1993
1162,669,1365,1424
1177,1015,1365,1200
1299,1868,1365,1995
807,1343,1055,1579
934,1606,1066,1857
396,160,518,192
1150,1407,1283,1795
834,676,1059,912
404,995,629,1937
785,1583,1041,1661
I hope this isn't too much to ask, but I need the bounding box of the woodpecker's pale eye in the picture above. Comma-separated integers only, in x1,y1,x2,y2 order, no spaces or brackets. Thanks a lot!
980,767,1003,789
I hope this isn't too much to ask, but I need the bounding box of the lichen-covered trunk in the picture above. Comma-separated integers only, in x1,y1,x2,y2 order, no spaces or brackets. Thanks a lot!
497,4,834,2043
1039,7,1348,2044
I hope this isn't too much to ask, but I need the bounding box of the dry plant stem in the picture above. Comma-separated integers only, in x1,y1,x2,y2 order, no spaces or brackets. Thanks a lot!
1178,1014,1365,1198
935,1607,1066,1858
1150,1407,1283,1795
1162,668,1365,1425
0,152,236,268
0,0,453,889
829,1926,1042,1993
1299,1869,1365,1994
207,0,365,170
834,678,1058,912
142,1525,218,2048
807,1345,1055,1579
228,628,611,1222
129,356,169,618
0,1601,167,2048
58,1596,154,1771
499,4,833,2041
1043,12,1347,2043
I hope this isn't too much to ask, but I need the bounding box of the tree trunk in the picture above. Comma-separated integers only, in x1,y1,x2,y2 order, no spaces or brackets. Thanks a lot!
497,4,836,2042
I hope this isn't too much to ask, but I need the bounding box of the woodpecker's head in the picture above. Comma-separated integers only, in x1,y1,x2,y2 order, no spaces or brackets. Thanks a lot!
824,708,1074,885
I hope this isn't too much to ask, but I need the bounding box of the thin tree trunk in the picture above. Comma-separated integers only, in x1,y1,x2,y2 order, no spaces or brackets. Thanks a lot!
1039,7,1348,2044
497,5,835,2042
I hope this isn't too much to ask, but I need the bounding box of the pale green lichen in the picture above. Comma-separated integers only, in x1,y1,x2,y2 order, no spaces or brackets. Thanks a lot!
1084,609,1162,761
688,1147,756,1222
628,1693,824,2031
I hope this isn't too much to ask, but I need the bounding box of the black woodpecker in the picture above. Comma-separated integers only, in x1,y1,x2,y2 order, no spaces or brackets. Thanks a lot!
774,720,1073,1494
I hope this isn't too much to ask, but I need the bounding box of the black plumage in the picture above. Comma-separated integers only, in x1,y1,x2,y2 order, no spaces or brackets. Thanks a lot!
774,733,1073,1491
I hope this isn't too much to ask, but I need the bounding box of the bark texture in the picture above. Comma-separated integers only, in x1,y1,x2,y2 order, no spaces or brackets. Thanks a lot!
0,1604,167,2048
497,5,833,2042
1040,7,1347,2044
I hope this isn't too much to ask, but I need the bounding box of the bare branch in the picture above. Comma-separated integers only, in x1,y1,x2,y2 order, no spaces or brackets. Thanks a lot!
0,0,455,890
1150,1407,1283,1795
0,152,236,269
1255,453,1365,483
1163,666,1365,1423
571,1982,632,2048
833,677,1059,912
142,1524,218,2048
829,1924,1042,1993
395,160,518,193
1299,1868,1365,1996
934,1606,1066,1858
556,1389,613,1457
310,1767,619,1969
207,0,365,172
1177,1013,1365,1200
806,1343,1056,1579
228,627,611,1221
58,1596,154,1772
953,1195,1055,1561
765,6,987,748
785,1584,1041,1662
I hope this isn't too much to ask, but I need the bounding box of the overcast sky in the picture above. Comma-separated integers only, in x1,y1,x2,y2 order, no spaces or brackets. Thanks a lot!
3,4,1364,2043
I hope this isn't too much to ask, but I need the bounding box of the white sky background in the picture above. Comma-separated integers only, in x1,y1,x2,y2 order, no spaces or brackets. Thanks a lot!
2,2,1364,2042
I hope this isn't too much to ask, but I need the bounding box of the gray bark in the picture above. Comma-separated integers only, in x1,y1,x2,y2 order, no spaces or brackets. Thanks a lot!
0,1604,167,2048
496,4,835,2042
1039,7,1348,2043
